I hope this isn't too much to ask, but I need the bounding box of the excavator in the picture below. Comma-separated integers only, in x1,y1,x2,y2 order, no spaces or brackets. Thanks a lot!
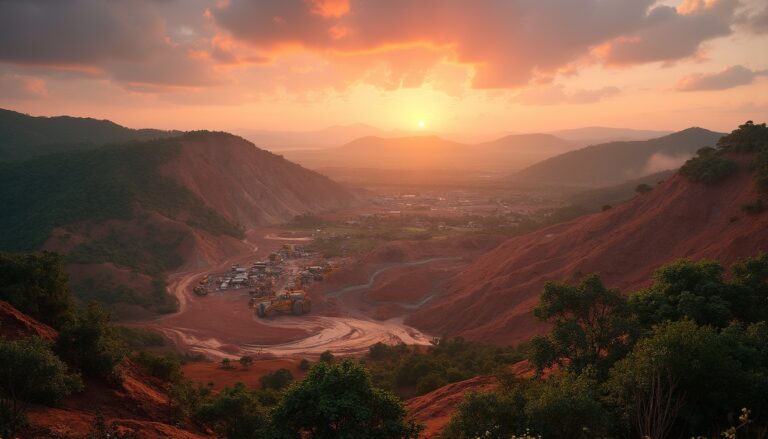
255,289,312,318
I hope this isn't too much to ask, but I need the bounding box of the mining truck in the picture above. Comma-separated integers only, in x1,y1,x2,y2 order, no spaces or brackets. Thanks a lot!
256,290,312,318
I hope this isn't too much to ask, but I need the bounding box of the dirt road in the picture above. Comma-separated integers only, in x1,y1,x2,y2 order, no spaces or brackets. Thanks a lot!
135,230,435,359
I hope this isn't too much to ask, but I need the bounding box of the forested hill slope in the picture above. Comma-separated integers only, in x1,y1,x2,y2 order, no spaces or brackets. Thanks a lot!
0,108,179,162
514,127,723,186
0,131,359,315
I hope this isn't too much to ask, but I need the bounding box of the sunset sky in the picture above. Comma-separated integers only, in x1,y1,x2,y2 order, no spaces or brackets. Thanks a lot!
1,0,767,135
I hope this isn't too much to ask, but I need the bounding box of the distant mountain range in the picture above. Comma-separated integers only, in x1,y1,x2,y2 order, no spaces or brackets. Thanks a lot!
282,133,577,171
237,124,673,152
514,127,724,187
0,108,180,162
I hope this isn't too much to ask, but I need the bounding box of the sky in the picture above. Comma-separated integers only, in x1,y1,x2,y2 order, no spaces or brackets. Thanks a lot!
1,0,767,135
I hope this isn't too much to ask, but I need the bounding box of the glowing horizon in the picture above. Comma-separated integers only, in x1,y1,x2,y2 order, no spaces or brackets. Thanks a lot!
0,0,766,135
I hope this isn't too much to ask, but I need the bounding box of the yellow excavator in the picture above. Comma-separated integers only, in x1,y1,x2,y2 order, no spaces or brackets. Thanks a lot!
256,290,312,318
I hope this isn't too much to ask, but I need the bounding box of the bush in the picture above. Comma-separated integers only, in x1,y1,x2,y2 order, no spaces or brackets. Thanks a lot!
221,358,233,369
270,360,422,438
0,251,74,329
239,355,254,368
635,183,652,194
299,358,311,371
680,147,738,184
55,303,128,378
0,337,83,437
742,199,765,215
132,352,182,383
261,368,294,390
197,382,269,439
319,350,334,363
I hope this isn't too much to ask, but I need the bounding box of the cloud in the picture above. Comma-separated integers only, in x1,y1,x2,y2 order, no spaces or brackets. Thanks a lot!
738,2,768,34
676,65,768,91
212,0,739,89
0,0,222,90
0,71,47,99
513,84,620,105
598,0,737,65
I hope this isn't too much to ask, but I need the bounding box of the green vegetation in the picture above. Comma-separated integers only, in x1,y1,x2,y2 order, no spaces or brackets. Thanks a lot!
0,134,242,254
261,368,294,390
364,338,523,398
0,337,83,437
132,351,183,382
197,382,271,439
0,251,74,328
681,122,768,211
271,360,422,439
634,183,651,194
55,303,128,378
529,274,633,376
446,253,768,438
0,107,179,162
679,146,738,184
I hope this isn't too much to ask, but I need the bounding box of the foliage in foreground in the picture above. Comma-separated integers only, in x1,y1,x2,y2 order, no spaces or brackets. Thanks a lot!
0,337,83,437
448,253,768,439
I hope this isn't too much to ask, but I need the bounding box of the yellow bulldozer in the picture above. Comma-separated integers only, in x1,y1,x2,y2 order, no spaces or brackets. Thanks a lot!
256,290,312,318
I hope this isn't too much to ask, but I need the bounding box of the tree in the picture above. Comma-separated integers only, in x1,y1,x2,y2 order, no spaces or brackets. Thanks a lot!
531,274,633,375
629,259,738,328
635,183,652,194
55,303,128,378
221,358,233,369
270,360,422,438
0,251,74,328
197,382,269,439
604,320,768,437
525,372,609,439
442,390,527,439
0,337,82,437
319,350,334,363
239,355,254,369
261,368,294,390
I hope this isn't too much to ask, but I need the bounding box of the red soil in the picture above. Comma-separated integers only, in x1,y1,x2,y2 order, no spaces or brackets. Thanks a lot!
408,157,768,344
0,301,210,438
182,359,308,391
0,300,57,341
406,375,498,437
161,134,361,228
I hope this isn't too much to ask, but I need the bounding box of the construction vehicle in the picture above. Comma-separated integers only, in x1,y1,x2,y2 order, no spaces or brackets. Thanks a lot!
256,290,311,318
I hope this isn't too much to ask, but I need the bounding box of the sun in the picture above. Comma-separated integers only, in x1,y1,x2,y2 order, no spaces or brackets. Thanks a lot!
417,120,426,128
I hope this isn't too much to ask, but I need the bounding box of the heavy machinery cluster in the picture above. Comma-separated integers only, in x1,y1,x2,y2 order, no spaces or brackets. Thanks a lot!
193,244,339,319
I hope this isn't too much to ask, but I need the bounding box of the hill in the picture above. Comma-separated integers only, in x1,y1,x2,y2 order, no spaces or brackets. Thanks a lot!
515,128,723,187
549,126,672,143
282,133,574,171
0,300,209,438
0,108,179,162
0,131,358,314
407,154,768,344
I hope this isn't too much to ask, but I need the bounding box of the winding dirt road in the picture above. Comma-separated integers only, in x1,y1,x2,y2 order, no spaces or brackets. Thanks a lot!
135,230,437,359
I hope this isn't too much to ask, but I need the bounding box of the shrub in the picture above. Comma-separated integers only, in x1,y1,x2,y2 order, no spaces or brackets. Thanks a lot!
239,355,254,368
680,147,738,184
635,183,652,194
197,382,269,439
319,350,334,363
132,352,182,383
0,337,83,437
221,358,233,369
742,199,765,215
261,368,294,390
270,360,422,438
55,303,128,378
299,358,311,371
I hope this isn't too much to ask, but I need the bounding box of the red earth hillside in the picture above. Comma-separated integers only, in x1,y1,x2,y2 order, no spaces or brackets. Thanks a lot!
161,132,361,228
0,301,210,438
407,155,768,345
